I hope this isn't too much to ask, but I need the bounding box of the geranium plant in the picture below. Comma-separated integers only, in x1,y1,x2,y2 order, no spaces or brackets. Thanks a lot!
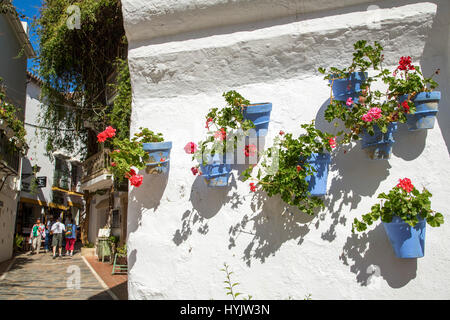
352,178,444,232
185,91,256,175
383,56,439,98
241,122,336,215
319,40,415,144
97,126,164,187
318,40,384,84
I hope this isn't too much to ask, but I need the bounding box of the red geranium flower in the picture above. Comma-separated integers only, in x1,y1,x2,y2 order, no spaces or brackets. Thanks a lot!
125,169,137,179
97,131,108,143
249,183,257,192
397,56,415,71
111,162,117,167
296,165,302,172
328,136,337,149
279,130,285,135
104,126,116,138
401,101,410,113
397,178,414,193
244,144,257,157
129,174,143,187
191,167,199,175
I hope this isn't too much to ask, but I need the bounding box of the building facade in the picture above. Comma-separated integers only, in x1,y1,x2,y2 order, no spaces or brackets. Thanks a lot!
0,5,34,263
16,73,84,243
121,0,450,299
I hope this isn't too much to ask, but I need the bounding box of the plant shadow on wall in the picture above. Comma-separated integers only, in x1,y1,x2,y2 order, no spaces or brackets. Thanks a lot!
315,99,391,242
172,174,244,246
340,224,417,288
128,171,169,272
228,190,317,267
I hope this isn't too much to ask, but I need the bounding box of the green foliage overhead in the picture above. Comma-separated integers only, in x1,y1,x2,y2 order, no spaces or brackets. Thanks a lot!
0,80,28,154
35,0,128,157
108,58,132,141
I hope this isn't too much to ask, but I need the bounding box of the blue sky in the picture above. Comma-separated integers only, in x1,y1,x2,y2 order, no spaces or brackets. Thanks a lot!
12,0,43,73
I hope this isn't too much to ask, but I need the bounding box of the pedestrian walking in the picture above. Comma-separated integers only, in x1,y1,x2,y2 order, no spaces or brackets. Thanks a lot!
44,216,54,253
64,218,77,257
51,217,66,259
30,219,45,254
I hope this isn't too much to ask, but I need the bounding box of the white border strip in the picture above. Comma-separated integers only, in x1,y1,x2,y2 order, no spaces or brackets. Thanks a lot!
81,256,119,300
0,256,17,281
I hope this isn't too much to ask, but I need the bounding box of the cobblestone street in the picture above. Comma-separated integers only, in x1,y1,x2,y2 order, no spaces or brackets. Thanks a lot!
0,251,114,300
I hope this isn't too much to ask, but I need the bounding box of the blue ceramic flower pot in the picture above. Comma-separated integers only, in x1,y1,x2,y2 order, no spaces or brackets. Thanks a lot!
142,141,172,174
383,216,426,258
199,153,231,187
329,72,368,102
399,91,441,131
304,153,331,196
242,103,272,137
361,123,397,160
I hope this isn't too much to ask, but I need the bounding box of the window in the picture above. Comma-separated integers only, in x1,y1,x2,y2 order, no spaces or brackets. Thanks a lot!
112,209,120,228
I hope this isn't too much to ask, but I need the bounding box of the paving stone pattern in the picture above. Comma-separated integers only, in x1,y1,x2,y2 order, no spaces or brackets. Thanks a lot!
0,251,113,300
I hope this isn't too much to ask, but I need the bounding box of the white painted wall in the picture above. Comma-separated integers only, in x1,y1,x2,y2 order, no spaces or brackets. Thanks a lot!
122,0,450,299
22,80,84,206
0,178,20,262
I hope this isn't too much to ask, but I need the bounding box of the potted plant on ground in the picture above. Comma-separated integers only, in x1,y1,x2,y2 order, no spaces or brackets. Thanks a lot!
115,244,127,265
241,122,336,215
185,91,263,187
383,56,441,131
352,178,444,258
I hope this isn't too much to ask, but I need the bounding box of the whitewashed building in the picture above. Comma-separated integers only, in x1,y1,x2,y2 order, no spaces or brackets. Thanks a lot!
16,73,84,242
0,6,34,263
121,0,450,299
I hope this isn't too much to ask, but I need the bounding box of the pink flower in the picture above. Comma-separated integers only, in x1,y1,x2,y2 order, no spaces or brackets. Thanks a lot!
214,128,226,141
191,167,199,175
244,144,257,157
346,97,353,107
113,149,120,153
111,162,117,167
328,136,337,149
249,183,257,192
368,107,382,120
205,117,214,130
129,174,143,187
184,142,198,154
362,113,373,122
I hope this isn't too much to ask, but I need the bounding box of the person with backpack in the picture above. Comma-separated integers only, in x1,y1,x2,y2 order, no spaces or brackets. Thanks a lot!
64,218,77,257
30,219,45,254
51,217,66,259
